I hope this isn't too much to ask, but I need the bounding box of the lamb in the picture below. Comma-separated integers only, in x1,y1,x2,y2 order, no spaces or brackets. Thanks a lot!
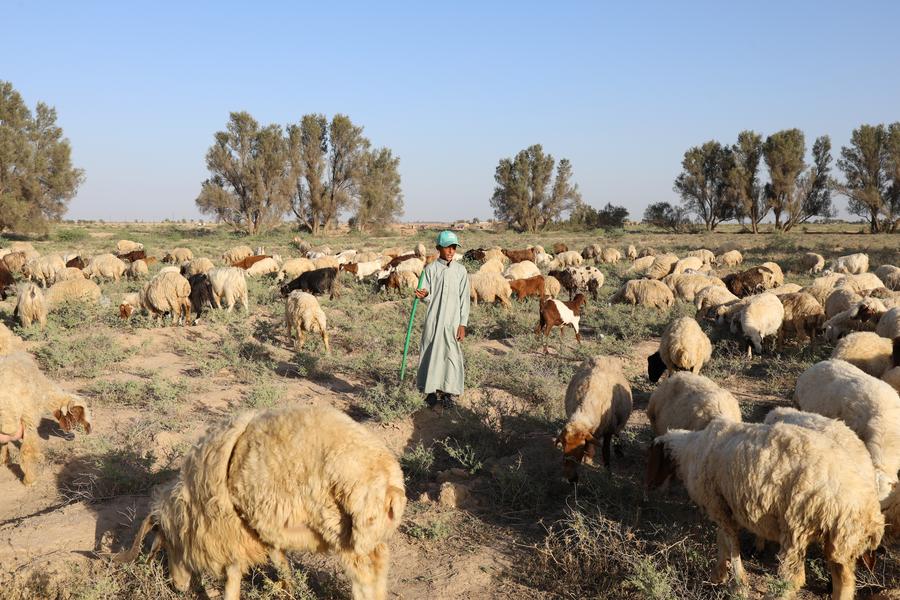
647,418,883,598
875,265,900,291
126,259,149,279
163,248,194,264
645,253,679,280
207,267,250,312
0,352,92,485
795,359,900,500
469,272,513,307
778,292,825,344
547,250,583,270
831,252,870,275
801,252,825,274
222,245,254,265
610,279,674,310
115,239,143,255
535,294,587,354
671,256,703,275
181,257,215,278
23,254,65,286
142,271,192,325
832,332,894,378
716,249,743,267
114,404,405,600
285,291,330,352
84,253,127,282
245,257,279,278
626,244,637,260
646,317,712,382
825,287,862,318
686,249,715,265
46,278,102,307
503,260,540,281
476,257,505,274
598,247,621,264
15,282,47,329
277,257,316,282
647,372,741,435
556,356,632,481
732,292,784,356
876,307,900,340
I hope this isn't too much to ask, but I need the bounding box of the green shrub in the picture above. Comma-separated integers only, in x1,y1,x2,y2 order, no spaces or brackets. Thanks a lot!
357,381,423,422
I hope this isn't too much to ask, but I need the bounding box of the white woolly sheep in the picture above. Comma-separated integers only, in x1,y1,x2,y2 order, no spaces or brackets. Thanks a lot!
468,272,512,308
222,245,254,266
15,282,47,329
245,257,279,278
598,247,621,264
116,239,143,255
778,292,825,344
694,285,739,314
0,323,24,356
548,250,583,270
556,356,632,481
836,272,883,295
875,265,900,291
825,287,862,318
648,418,883,598
716,249,743,267
276,257,316,282
687,249,715,265
832,332,893,378
181,257,215,278
831,252,869,275
671,256,703,275
285,291,329,352
84,253,127,282
0,352,92,485
730,292,784,357
647,372,741,436
46,278,102,308
647,317,712,382
543,275,561,299
503,260,540,280
801,252,825,274
626,244,637,260
142,271,192,324
795,359,900,500
760,262,784,287
126,259,149,280
876,308,900,340
610,279,674,310
22,254,65,287
645,253,679,280
207,267,249,313
664,273,725,303
53,266,86,282
477,257,505,275
115,404,405,600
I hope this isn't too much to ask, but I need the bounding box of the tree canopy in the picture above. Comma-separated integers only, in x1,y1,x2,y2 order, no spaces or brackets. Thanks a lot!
835,123,900,232
0,81,83,234
673,141,735,231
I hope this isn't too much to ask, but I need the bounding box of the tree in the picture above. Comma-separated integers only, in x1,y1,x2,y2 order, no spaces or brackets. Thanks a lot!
835,123,900,233
196,112,295,235
0,81,84,234
353,147,403,231
673,141,735,231
784,135,833,232
642,201,694,232
490,144,581,232
568,202,629,230
288,114,328,234
763,129,806,230
729,130,767,233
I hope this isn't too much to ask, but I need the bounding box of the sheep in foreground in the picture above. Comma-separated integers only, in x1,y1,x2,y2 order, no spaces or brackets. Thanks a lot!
142,272,192,324
716,249,743,267
0,323,24,356
0,352,92,485
46,278,102,307
469,272,512,307
647,372,741,435
207,267,249,312
610,278,674,310
15,282,47,329
556,356,632,481
115,404,406,600
832,252,869,275
778,292,825,344
801,252,825,274
832,331,894,378
795,359,900,500
285,291,329,352
84,253,127,282
647,418,883,599
647,317,712,382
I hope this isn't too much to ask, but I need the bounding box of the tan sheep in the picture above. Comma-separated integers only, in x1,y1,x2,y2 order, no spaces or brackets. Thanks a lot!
778,292,825,344
181,257,215,277
222,245,254,265
477,257,505,274
687,248,715,265
53,266,87,282
626,244,637,260
46,278,102,307
468,272,512,307
503,260,540,280
598,247,621,264
142,271,192,324
803,272,844,305
664,273,725,303
694,285,739,315
760,262,784,287
645,253,679,280
556,356,632,481
164,247,194,263
875,264,900,291
647,317,712,381
876,308,900,340
716,249,743,267
127,259,149,279
801,252,825,274
648,419,883,598
23,254,65,286
115,404,405,600
548,250,583,270
831,252,869,275
2,251,27,274
0,352,92,485
313,255,341,270
625,254,656,276
84,253,127,282
836,272,883,295
276,257,316,282
727,292,784,357
285,291,329,352
647,372,741,435
207,267,249,312
610,278,674,310
15,282,47,329
246,257,279,277
543,275,562,299
832,332,893,378
0,323,25,356
116,239,144,255
671,256,703,275
825,287,862,318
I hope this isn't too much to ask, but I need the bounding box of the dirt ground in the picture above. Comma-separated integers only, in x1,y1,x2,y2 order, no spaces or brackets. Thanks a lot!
1,221,899,599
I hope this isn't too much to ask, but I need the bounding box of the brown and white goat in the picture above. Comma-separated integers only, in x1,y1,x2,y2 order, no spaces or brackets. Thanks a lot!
535,293,587,353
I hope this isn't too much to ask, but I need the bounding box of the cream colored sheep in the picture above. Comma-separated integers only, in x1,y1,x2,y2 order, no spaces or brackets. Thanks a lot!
795,359,900,500
285,291,329,352
503,260,540,280
22,254,65,287
126,259,149,280
556,356,632,481
760,262,784,286
181,257,215,277
116,239,143,255
482,248,506,264
769,283,803,296
875,265,900,291
647,372,741,435
15,282,47,329
207,267,249,312
84,253,126,282
687,248,715,265
245,257,279,277
477,257,505,274
831,332,893,378
164,247,194,263
625,254,655,276
0,323,24,356
650,317,712,380
836,272,883,295
534,251,553,268
46,278,102,307
276,257,316,282
115,404,405,600
803,273,844,305
825,287,862,318
664,273,725,303
876,307,900,340
548,250,583,270
222,245,254,265
716,249,743,267
598,247,621,264
543,275,561,299
53,266,86,282
645,253,679,280
626,244,637,260
734,292,784,357
823,307,872,343
610,278,674,309
394,257,425,277
309,255,336,270
694,285,739,314
468,272,512,308
142,271,192,324
778,292,825,344
831,252,869,275
648,418,883,598
638,247,658,258
671,256,703,275
0,352,92,485
801,252,825,274
392,270,420,290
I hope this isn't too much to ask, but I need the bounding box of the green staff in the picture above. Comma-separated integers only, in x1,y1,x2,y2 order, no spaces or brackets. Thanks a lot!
399,270,427,381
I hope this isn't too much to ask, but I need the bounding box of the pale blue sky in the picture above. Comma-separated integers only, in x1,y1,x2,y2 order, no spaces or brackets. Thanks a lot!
4,1,899,222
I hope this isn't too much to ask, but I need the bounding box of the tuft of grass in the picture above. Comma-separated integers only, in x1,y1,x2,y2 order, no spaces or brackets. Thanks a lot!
35,330,124,378
84,376,191,413
436,437,483,475
403,516,453,541
400,442,435,483
357,381,423,422
245,381,284,409
53,227,90,242
625,557,675,600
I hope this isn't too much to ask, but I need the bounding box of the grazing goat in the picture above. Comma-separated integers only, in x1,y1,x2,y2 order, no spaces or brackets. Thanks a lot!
231,254,272,270
502,248,536,264
280,267,339,300
117,249,146,262
65,256,85,269
535,293,587,354
508,275,546,302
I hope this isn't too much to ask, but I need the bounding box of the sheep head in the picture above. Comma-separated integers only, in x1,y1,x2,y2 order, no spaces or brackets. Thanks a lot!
645,439,677,492
555,424,596,483
647,351,667,383
54,395,92,434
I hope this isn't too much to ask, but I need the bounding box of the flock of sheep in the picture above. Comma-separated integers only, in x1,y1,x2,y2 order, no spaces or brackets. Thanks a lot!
2,234,900,598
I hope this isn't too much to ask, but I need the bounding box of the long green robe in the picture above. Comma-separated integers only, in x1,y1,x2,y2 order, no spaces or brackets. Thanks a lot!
416,258,471,395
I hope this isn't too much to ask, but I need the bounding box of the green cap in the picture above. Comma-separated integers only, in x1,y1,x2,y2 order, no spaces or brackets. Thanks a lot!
436,230,460,248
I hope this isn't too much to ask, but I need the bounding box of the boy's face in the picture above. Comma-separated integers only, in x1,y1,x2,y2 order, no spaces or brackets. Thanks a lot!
438,245,456,261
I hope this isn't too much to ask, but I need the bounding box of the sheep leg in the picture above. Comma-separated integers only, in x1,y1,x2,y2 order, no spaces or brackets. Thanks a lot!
0,443,8,465
223,562,243,600
269,549,293,591
827,561,855,600
776,539,807,596
713,527,747,587
297,329,306,350
322,330,330,353
19,429,41,486
341,543,389,600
